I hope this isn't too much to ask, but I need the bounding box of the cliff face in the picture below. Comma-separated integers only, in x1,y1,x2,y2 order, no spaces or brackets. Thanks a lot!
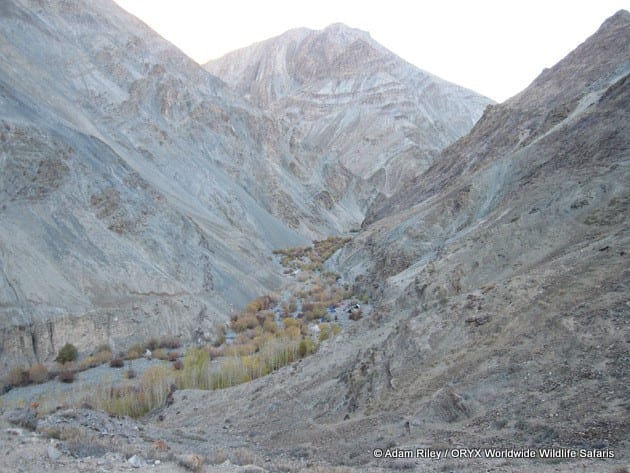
206,24,493,228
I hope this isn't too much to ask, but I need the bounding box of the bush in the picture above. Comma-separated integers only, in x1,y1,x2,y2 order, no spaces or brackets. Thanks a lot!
262,319,279,334
58,369,75,383
153,348,169,360
172,360,183,370
125,369,137,379
167,351,179,362
146,338,160,351
159,336,181,349
7,367,28,387
298,338,316,358
80,350,114,370
127,344,143,360
349,310,362,321
110,358,124,368
55,343,78,364
178,348,211,390
28,364,49,384
207,346,224,358
319,323,330,342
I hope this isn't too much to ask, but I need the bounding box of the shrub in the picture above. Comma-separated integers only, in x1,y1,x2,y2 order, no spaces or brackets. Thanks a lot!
231,313,259,332
283,326,302,339
7,367,28,387
146,338,160,351
167,351,179,362
58,369,75,383
298,338,316,358
55,343,78,364
263,319,279,334
81,350,114,370
125,369,136,379
178,348,211,390
305,303,327,321
127,344,143,360
319,323,330,342
153,348,169,360
207,346,224,358
28,364,49,384
110,358,124,368
159,336,181,349
172,360,183,370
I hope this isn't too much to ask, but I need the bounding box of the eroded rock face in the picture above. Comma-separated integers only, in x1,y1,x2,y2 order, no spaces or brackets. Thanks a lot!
0,0,311,371
206,23,493,228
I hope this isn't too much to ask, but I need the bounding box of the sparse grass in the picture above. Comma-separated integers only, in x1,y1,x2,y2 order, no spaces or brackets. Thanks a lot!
80,350,113,370
88,365,175,418
33,237,356,420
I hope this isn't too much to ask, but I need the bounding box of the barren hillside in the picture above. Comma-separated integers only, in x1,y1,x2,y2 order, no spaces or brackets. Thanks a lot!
0,3,628,473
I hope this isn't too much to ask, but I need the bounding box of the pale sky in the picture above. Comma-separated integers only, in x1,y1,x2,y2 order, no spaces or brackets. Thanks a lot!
113,0,629,102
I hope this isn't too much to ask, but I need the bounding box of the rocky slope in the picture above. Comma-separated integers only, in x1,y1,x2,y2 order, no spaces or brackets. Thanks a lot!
206,24,493,227
0,0,315,372
2,2,628,472
156,10,629,472
0,2,492,374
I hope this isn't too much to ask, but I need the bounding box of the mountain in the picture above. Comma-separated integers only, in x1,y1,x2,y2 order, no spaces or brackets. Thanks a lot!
0,2,492,372
159,10,630,470
206,24,493,227
2,1,627,471
0,0,313,371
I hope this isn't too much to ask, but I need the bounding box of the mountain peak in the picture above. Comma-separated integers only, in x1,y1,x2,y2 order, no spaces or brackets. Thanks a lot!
600,9,630,29
322,22,371,41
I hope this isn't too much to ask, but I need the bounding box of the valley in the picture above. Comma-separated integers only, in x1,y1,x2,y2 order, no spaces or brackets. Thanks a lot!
0,1,628,472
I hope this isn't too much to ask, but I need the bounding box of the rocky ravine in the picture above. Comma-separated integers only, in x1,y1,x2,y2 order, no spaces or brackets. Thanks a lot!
1,3,628,473
0,0,487,373
155,10,629,473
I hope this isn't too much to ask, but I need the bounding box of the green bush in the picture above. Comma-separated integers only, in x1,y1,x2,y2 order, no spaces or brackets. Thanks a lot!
55,343,78,364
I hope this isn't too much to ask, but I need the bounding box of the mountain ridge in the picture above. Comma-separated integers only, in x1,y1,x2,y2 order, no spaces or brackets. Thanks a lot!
206,23,493,226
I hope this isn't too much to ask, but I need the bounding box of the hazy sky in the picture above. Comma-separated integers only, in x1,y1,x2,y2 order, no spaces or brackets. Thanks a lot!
113,0,628,102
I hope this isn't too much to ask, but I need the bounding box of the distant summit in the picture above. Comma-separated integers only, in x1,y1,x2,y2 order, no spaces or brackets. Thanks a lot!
206,24,493,221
